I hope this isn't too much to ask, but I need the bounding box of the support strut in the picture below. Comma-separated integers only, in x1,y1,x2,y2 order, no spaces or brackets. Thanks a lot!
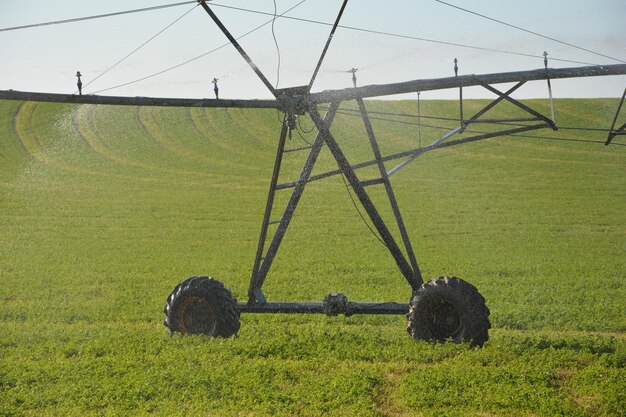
606,87,626,145
196,0,278,97
248,102,341,303
248,99,425,304
308,105,421,291
355,98,422,285
249,115,290,303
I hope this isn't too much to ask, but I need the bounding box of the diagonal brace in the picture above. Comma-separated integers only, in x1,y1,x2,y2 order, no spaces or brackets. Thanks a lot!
248,102,340,303
308,106,420,291
479,82,557,130
308,0,350,91
249,115,289,302
197,0,278,97
463,81,526,129
355,98,422,286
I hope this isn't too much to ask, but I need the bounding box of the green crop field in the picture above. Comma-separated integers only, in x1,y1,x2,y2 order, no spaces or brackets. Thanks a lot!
0,97,624,416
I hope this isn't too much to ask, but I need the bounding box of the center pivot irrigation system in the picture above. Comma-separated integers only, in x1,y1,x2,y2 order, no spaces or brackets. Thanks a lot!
2,0,625,347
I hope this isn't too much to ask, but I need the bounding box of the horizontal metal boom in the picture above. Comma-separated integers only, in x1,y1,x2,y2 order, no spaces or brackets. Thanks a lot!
310,64,626,103
2,64,624,109
0,90,281,109
237,301,409,315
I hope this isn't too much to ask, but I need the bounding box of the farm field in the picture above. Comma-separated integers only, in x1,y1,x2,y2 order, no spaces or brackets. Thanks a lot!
0,97,624,416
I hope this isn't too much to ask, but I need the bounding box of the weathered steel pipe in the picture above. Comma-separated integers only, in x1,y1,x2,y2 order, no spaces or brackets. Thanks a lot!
309,64,626,103
0,90,281,109
2,64,624,110
237,301,409,315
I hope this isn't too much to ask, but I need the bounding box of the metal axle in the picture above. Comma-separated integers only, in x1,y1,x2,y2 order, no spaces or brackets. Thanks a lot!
238,293,409,316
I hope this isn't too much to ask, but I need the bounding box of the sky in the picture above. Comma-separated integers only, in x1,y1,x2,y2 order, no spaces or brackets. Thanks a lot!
1,0,625,100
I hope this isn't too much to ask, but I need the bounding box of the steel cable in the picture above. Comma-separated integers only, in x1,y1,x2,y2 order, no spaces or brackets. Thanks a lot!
434,0,626,64
82,3,198,93
0,1,197,32
206,3,606,67
332,107,620,134
91,0,307,95
4,1,611,93
271,0,281,89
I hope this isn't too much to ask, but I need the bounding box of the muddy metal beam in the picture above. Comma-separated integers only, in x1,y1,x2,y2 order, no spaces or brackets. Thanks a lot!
0,89,281,109
310,64,626,103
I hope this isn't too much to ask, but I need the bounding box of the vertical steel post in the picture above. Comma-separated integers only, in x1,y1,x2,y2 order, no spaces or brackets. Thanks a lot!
544,52,556,124
546,79,556,123
249,115,289,302
459,87,464,127
417,91,422,148
455,59,464,128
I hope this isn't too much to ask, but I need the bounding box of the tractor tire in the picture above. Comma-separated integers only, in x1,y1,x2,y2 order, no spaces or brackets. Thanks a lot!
406,276,490,347
164,276,240,338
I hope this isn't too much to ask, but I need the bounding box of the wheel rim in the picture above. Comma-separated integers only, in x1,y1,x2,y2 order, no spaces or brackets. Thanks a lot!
177,295,217,335
426,300,461,341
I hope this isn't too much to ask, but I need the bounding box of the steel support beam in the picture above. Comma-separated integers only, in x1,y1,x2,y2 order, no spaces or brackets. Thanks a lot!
308,106,419,291
249,115,290,303
0,90,281,109
276,123,550,190
461,81,526,130
310,64,626,103
196,0,278,97
238,301,408,315
248,102,341,303
3,65,625,111
478,82,556,130
307,0,349,91
355,98,422,287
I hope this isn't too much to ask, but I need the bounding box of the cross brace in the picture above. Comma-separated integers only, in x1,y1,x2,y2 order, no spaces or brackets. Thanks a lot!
248,99,424,304
270,78,559,189
246,74,565,304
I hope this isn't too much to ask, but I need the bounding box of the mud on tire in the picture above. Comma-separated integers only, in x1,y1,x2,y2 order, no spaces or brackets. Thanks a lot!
406,276,490,347
164,276,240,338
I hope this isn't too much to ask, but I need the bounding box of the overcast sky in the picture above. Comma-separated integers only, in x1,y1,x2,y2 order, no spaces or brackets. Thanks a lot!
1,0,625,100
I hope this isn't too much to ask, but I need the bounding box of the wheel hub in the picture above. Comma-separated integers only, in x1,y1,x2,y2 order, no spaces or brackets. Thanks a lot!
177,296,217,335
427,300,461,340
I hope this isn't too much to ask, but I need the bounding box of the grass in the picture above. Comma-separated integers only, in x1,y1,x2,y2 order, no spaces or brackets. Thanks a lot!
0,96,624,416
